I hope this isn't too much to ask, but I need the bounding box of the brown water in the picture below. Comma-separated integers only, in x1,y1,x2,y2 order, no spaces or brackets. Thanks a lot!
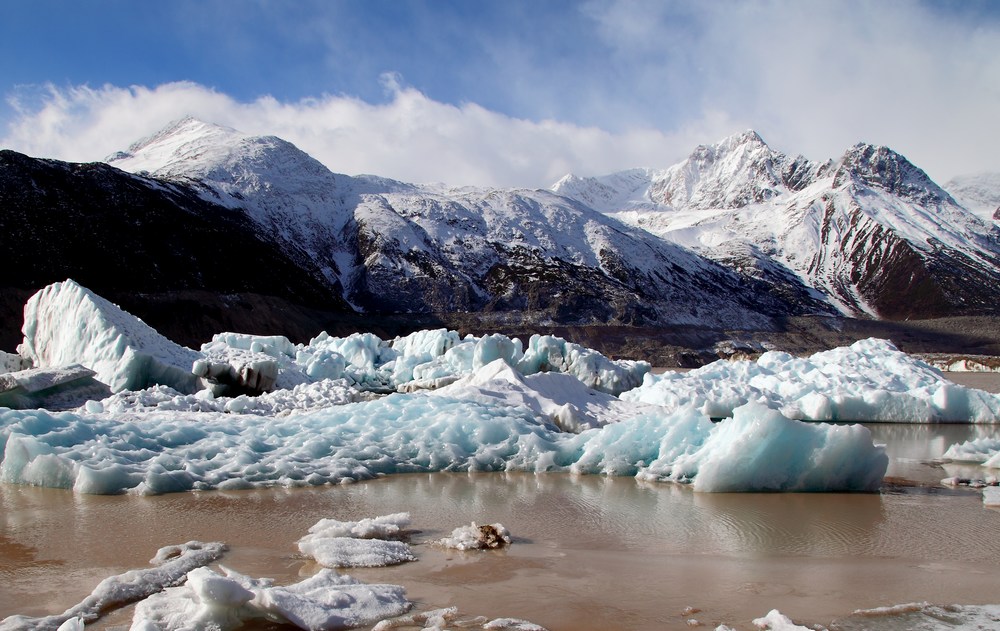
3,467,1000,631
4,371,1000,630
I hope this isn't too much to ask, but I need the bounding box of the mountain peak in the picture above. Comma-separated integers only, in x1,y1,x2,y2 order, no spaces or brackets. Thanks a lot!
834,143,953,205
719,129,767,149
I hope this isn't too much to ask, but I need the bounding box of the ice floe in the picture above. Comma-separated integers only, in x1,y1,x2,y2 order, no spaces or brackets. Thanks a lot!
625,338,1000,423
437,522,512,550
298,513,416,568
0,541,225,631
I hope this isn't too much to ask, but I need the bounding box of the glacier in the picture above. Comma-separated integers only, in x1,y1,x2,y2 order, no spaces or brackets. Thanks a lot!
10,279,1000,495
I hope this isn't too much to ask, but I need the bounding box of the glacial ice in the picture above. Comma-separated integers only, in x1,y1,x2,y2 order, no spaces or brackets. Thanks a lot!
17,280,202,394
0,393,888,494
13,279,1000,497
12,281,648,400
625,338,1000,423
0,364,110,410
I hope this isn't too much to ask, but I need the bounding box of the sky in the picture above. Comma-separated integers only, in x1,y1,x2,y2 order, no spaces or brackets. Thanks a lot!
1,0,998,189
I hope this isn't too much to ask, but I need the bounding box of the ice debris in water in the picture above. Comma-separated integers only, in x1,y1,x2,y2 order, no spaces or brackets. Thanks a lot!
12,280,648,400
298,513,416,568
625,338,1000,423
130,566,410,631
372,608,548,631
749,609,815,630
437,522,512,550
942,436,1000,468
0,541,226,631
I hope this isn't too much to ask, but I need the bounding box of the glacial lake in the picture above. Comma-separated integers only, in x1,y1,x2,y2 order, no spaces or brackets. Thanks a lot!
3,373,1000,630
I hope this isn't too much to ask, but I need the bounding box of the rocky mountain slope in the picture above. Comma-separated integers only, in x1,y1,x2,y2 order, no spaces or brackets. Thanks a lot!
0,148,358,349
554,131,1000,320
106,118,800,329
1,119,806,350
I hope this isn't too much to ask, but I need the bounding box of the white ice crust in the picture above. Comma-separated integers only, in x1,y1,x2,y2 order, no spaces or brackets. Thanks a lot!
625,339,1000,423
0,541,226,631
130,566,410,631
297,513,416,568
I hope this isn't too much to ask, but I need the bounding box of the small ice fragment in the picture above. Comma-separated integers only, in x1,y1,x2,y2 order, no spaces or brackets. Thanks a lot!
438,522,511,550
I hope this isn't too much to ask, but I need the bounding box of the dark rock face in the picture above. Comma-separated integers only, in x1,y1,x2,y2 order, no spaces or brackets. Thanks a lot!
0,150,351,347
0,149,792,349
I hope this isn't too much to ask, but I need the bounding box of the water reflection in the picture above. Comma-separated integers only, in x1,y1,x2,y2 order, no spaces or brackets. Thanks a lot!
4,469,1000,630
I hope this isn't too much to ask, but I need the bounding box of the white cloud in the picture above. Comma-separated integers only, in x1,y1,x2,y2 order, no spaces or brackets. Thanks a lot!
582,0,1000,182
0,80,742,189
4,2,996,187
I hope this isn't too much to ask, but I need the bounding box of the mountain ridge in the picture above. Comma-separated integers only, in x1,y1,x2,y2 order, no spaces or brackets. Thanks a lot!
4,118,999,358
553,130,1000,320
103,118,806,330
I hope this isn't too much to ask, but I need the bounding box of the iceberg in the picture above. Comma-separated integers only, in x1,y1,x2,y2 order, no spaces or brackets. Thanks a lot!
18,280,202,394
624,339,1000,423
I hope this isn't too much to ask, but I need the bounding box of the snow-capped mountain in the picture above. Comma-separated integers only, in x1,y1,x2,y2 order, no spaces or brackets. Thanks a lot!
104,118,796,330
554,131,1000,319
0,147,345,348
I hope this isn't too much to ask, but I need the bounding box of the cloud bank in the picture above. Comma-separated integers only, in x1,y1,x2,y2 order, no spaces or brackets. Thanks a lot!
0,79,741,189
1,1,998,188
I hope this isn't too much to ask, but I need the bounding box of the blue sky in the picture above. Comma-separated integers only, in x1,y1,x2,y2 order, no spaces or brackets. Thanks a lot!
2,0,998,187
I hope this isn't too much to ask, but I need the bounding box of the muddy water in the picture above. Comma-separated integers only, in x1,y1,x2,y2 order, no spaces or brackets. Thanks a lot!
4,371,1000,630
4,468,1000,631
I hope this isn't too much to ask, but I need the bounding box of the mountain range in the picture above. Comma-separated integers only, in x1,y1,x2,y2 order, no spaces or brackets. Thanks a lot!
554,130,1000,321
2,118,999,358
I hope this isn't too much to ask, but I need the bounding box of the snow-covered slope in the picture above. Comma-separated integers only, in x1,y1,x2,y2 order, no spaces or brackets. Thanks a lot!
946,172,1000,222
106,118,798,329
108,118,358,297
554,131,1000,319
